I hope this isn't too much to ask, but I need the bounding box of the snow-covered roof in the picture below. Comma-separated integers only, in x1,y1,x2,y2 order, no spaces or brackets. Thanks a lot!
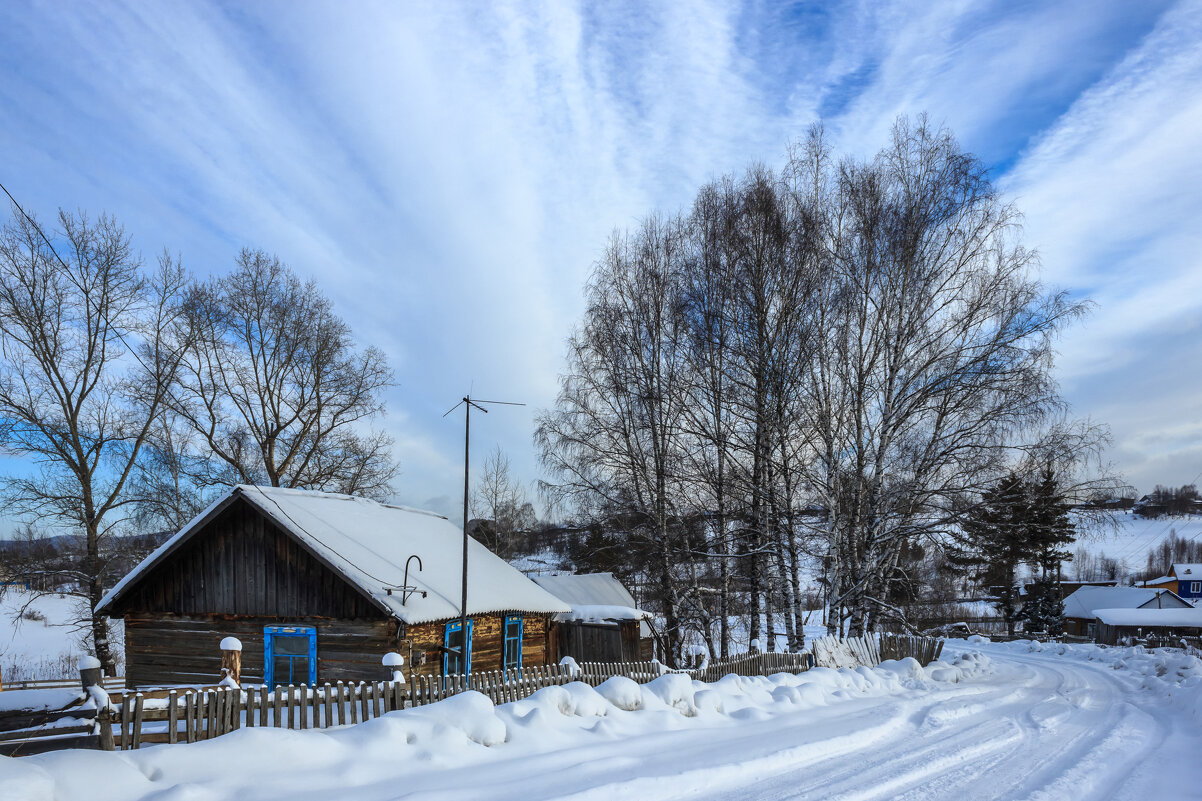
98,485,569,625
1172,564,1202,578
1140,576,1174,587
1063,586,1190,619
530,573,649,623
1094,607,1202,628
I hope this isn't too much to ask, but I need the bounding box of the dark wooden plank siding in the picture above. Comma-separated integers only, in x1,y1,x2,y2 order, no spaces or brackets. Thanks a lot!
112,498,381,620
556,621,638,663
124,614,398,688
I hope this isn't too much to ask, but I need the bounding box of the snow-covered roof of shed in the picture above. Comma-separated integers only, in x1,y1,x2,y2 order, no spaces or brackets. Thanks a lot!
1172,563,1202,578
1062,586,1189,619
1093,607,1202,627
530,573,649,622
98,485,569,625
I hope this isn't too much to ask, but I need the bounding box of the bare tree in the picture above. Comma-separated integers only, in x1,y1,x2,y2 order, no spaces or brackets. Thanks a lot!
171,249,397,498
540,115,1109,651
536,217,693,664
128,409,211,534
471,445,536,559
0,208,190,672
788,117,1094,635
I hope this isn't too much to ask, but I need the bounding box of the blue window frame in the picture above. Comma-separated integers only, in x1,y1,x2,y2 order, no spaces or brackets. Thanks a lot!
443,619,473,676
503,615,523,676
264,625,316,687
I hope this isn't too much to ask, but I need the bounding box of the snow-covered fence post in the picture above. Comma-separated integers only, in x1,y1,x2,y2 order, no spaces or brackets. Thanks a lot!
220,637,243,687
79,655,115,751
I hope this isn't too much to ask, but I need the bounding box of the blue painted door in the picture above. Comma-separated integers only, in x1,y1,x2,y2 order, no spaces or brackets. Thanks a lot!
264,625,317,687
443,619,473,676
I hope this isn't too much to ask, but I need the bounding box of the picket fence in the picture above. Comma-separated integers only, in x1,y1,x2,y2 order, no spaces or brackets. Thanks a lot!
2,635,937,755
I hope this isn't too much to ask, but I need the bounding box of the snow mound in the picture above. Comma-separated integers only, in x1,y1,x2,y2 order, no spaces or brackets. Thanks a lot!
595,676,643,711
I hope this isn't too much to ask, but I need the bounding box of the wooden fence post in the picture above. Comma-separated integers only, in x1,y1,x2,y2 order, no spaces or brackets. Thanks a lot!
131,694,144,749
80,657,115,751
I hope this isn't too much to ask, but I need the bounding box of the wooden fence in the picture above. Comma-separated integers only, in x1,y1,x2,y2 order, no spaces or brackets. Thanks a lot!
105,655,815,750
0,638,900,755
878,633,944,665
0,666,113,757
0,676,124,692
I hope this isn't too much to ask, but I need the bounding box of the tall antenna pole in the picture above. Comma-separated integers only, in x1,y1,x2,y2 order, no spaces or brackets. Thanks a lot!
460,398,471,650
443,394,524,674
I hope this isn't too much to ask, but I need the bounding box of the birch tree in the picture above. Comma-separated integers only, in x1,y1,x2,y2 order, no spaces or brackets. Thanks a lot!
536,217,692,664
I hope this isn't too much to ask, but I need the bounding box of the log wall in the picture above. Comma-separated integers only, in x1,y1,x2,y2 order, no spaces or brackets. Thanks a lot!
124,614,399,688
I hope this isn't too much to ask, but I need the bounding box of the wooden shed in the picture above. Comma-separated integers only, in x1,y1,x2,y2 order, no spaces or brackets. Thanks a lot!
1061,586,1191,639
97,485,569,688
530,573,652,663
1093,606,1202,645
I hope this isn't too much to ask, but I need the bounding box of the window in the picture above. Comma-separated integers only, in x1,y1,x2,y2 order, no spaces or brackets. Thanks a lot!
443,619,473,676
1191,582,1201,594
264,625,316,687
503,615,523,676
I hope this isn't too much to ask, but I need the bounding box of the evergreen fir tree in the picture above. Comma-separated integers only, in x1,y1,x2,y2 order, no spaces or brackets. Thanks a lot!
957,473,1030,635
1022,468,1075,634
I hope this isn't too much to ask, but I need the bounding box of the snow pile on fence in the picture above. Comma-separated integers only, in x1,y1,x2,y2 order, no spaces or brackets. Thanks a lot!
7,653,990,801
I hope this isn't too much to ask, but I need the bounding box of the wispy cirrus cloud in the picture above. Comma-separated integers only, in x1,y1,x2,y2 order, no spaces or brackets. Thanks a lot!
0,0,1196,516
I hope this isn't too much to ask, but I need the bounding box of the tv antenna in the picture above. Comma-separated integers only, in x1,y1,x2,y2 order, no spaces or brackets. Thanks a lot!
442,395,525,669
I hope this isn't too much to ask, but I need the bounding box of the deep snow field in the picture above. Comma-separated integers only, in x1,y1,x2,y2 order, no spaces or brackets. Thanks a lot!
0,591,123,684
3,637,1201,801
1074,512,1202,577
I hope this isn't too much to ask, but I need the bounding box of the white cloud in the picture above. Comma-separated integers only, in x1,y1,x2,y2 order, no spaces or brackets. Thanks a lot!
0,0,1196,509
1001,0,1202,491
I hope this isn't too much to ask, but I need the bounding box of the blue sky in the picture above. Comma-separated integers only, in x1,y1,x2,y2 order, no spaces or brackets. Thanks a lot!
0,0,1199,522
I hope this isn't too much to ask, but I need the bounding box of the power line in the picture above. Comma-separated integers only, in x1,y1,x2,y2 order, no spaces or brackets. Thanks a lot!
0,180,72,273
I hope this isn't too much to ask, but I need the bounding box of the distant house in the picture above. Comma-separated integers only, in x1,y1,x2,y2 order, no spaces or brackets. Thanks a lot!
97,485,569,688
1062,586,1191,639
1141,564,1202,603
1093,606,1202,645
530,573,653,663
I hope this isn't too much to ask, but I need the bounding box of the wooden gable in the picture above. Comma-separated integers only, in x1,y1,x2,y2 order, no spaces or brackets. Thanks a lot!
109,496,386,620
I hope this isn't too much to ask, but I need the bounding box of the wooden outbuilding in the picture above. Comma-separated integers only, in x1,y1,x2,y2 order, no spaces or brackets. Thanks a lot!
530,573,653,663
1061,586,1191,639
97,485,569,688
1093,606,1202,645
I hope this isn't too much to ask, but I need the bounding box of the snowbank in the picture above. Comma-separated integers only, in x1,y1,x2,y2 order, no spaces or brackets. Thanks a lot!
8,654,992,801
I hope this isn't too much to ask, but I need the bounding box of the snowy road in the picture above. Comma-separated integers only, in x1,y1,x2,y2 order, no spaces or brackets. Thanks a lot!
394,645,1197,801
5,641,1201,801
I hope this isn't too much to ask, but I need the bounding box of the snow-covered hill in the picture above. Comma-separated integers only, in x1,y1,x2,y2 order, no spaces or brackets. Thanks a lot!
0,590,123,683
1072,511,1202,578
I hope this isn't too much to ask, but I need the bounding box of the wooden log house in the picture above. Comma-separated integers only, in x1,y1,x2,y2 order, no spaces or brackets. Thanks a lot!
97,485,570,688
